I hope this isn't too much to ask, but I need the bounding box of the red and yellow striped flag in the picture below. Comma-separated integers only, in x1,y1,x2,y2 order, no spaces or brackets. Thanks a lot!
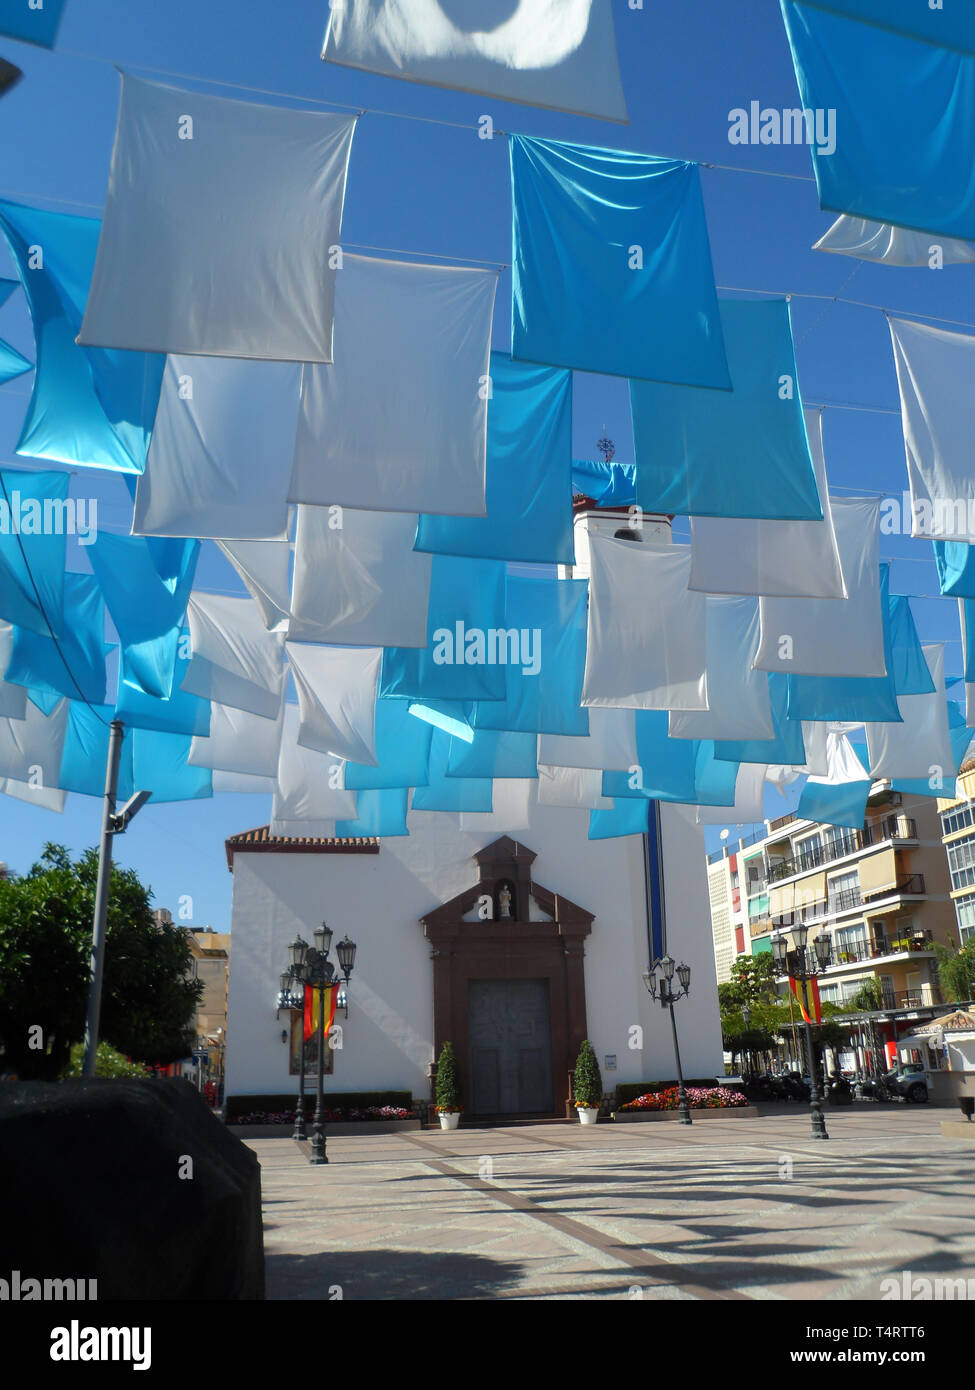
789,975,822,1026
303,983,339,1042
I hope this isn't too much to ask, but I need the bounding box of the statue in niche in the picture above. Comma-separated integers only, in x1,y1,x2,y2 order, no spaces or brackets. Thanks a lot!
495,879,515,920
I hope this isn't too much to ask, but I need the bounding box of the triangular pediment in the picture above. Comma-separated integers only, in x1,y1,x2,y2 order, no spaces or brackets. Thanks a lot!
421,837,593,935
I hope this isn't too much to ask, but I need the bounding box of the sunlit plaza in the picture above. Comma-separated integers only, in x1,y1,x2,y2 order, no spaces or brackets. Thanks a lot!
252,1108,975,1302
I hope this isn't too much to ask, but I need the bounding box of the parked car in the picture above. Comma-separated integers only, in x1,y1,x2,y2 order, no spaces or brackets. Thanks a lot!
884,1066,928,1103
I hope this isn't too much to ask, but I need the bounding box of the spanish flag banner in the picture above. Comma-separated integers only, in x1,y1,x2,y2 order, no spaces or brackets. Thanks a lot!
303,983,339,1042
789,975,822,1026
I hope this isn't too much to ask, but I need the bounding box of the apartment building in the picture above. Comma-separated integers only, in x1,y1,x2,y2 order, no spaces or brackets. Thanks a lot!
766,787,955,1013
185,927,231,1086
706,831,766,983
936,758,975,949
707,854,736,984
151,908,231,1088
707,784,956,1015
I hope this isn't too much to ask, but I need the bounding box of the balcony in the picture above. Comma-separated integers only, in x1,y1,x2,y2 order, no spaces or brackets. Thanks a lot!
828,886,863,914
771,876,926,935
780,929,936,972
833,987,930,1014
767,816,918,882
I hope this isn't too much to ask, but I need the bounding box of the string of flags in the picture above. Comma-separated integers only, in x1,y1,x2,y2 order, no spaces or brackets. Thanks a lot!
1,1,975,839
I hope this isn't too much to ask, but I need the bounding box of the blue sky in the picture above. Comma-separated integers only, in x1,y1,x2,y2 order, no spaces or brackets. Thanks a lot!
0,0,967,924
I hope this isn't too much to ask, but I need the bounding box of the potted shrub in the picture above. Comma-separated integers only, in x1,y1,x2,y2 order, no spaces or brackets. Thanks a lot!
435,1041,462,1130
573,1039,602,1125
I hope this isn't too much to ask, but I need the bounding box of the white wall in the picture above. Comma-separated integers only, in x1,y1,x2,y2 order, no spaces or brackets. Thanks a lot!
225,799,726,1100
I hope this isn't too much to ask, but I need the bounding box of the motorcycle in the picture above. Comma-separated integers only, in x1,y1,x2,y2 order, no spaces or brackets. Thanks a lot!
858,1075,894,1103
826,1075,853,1106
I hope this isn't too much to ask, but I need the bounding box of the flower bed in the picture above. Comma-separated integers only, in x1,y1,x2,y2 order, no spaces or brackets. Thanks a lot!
233,1105,414,1125
620,1086,748,1112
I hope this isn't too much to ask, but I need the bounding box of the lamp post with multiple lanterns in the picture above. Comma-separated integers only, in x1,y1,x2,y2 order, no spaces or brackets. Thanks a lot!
277,955,308,1142
642,956,693,1125
284,925,357,1164
772,926,830,1141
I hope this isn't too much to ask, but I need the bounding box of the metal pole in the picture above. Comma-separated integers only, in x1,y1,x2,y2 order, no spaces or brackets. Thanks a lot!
82,719,124,1078
292,984,307,1143
310,983,328,1165
667,992,692,1125
804,1010,829,1139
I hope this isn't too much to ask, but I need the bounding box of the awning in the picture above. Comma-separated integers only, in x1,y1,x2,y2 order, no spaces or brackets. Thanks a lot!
858,847,898,898
769,882,795,917
796,871,826,907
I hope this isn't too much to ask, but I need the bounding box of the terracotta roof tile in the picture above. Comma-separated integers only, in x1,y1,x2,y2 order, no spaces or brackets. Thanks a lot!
225,825,379,870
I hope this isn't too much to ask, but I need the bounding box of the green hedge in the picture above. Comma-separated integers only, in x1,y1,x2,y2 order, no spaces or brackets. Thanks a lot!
226,1090,413,1120
614,1080,719,1107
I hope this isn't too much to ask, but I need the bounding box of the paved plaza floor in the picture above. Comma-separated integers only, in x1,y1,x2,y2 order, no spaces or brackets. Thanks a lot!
249,1108,975,1301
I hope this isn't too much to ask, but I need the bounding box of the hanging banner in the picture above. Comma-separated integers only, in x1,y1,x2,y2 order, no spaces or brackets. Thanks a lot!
303,982,339,1043
79,75,358,361
789,974,822,1026
322,0,629,123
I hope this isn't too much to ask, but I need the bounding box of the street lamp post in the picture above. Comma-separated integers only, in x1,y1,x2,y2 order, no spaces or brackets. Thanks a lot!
82,719,152,1078
288,924,357,1165
772,927,831,1140
283,941,309,1142
643,957,693,1125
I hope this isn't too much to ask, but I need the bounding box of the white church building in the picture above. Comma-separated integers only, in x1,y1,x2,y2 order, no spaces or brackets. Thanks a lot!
223,803,725,1117
223,502,726,1118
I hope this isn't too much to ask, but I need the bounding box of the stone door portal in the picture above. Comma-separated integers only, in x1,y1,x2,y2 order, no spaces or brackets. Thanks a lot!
422,837,594,1119
468,979,553,1115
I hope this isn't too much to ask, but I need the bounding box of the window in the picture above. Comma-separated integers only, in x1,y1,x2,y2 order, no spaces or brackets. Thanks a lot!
818,983,841,1005
793,832,821,872
947,834,975,890
941,802,975,837
746,860,767,893
955,892,975,944
835,923,868,960
824,824,859,858
841,978,870,1003
828,870,861,913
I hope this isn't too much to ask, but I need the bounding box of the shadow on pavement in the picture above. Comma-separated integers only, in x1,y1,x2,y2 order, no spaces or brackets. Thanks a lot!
266,1248,525,1300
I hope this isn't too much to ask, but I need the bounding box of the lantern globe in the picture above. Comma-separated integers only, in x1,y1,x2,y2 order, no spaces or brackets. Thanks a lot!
336,935,357,977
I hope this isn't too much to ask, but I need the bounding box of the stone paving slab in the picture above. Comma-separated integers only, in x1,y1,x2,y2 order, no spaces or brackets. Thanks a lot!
250,1109,975,1301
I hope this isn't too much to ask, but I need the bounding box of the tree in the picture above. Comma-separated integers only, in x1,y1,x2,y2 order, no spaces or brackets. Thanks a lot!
0,843,202,1080
720,954,778,1010
435,1041,461,1113
573,1038,602,1108
846,978,886,1013
62,1042,151,1078
934,938,975,1006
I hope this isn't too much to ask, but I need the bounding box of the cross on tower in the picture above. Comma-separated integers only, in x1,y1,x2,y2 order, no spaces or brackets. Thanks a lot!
597,429,615,463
